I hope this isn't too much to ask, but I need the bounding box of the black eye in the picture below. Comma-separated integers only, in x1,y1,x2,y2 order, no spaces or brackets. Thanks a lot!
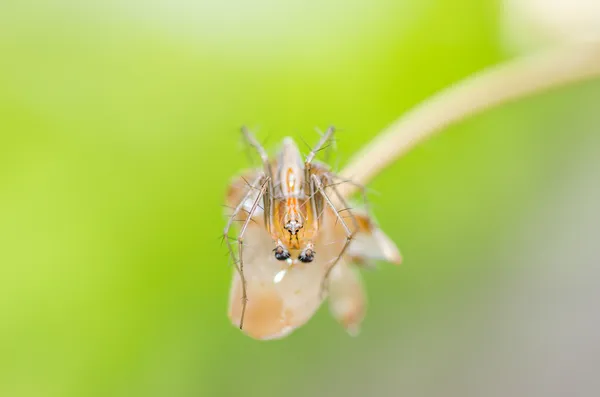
274,247,290,261
298,249,315,263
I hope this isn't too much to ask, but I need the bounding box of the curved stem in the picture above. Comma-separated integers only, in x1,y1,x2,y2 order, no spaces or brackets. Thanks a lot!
338,42,600,199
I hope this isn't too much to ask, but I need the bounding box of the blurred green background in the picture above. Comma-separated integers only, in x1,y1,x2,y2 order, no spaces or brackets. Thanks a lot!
2,1,600,396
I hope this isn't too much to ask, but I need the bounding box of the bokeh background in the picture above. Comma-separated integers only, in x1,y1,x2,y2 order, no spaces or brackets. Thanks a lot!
2,1,600,396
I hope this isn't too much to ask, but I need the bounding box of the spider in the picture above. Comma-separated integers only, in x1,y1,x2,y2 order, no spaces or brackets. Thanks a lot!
223,127,401,339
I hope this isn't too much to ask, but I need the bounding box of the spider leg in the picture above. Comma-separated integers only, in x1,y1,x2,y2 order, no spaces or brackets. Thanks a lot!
304,126,335,234
223,173,269,329
327,174,381,231
323,173,360,232
311,174,356,299
241,126,275,236
305,126,335,167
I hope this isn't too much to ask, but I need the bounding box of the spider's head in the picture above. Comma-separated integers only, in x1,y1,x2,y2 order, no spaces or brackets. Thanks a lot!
284,219,303,235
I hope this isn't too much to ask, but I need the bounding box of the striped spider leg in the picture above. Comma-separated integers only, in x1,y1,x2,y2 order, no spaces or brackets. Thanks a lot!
223,126,279,331
324,174,377,267
310,171,403,335
222,172,269,329
299,126,336,264
329,174,402,267
302,126,361,295
310,173,360,298
240,127,275,237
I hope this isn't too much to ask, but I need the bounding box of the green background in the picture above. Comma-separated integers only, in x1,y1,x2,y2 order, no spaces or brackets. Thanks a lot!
2,1,599,396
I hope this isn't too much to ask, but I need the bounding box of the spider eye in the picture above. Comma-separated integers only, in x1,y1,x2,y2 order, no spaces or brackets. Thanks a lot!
284,221,303,235
298,249,315,263
274,247,290,261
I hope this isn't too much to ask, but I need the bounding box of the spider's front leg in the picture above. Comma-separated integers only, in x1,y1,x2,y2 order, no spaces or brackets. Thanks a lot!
311,173,360,299
241,126,275,235
295,126,336,263
223,173,269,329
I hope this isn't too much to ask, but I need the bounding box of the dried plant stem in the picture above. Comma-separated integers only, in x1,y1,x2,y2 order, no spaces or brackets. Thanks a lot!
338,42,600,199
